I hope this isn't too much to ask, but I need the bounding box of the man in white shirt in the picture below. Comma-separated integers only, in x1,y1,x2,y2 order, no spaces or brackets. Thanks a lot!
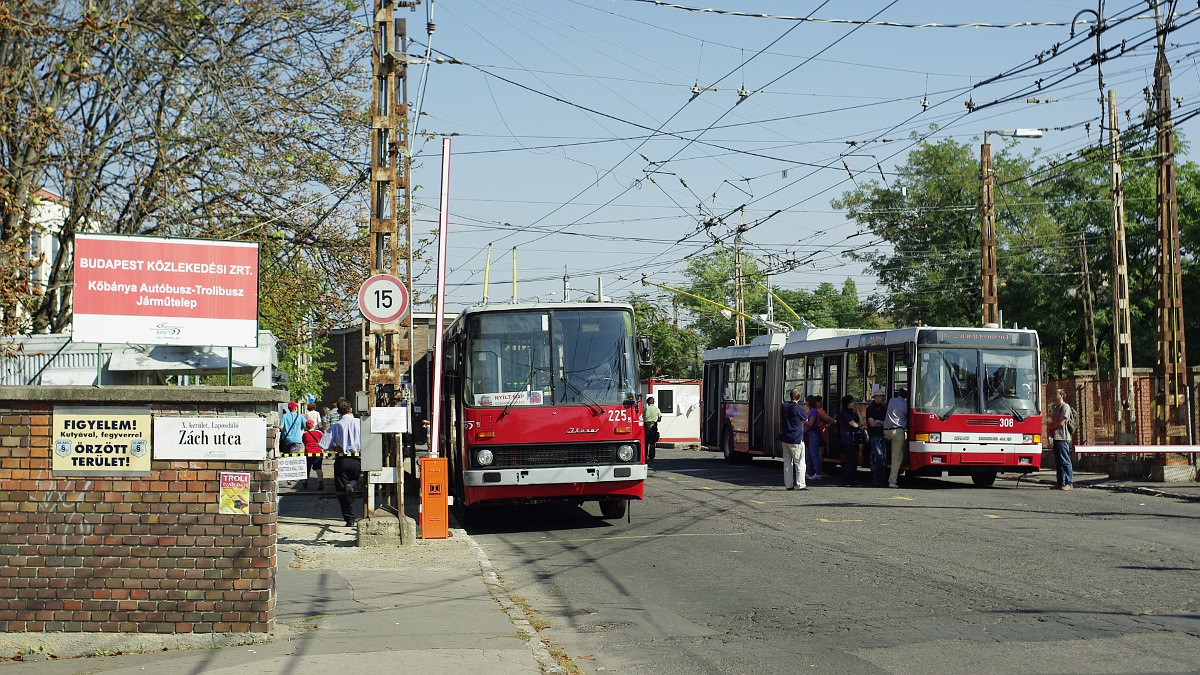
319,402,363,526
882,387,909,488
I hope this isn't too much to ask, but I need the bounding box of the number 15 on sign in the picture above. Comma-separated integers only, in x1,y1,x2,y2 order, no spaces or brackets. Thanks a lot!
358,274,410,324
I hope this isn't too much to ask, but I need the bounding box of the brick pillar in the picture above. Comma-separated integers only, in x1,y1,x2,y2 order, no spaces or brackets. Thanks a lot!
0,386,285,634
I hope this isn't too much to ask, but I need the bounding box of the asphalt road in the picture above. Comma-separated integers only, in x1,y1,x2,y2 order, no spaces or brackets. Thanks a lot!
467,447,1200,675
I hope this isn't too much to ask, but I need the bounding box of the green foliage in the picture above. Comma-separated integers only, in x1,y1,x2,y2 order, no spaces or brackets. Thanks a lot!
277,334,333,403
833,128,1200,377
630,295,705,378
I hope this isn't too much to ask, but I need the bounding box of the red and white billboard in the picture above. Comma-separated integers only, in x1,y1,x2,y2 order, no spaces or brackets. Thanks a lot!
73,233,259,347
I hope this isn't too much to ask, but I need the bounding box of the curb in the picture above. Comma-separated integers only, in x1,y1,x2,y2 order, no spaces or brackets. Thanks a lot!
461,530,566,675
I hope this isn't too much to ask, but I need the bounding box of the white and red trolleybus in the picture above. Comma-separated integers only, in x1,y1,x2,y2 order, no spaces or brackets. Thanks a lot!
702,326,1044,486
440,299,652,520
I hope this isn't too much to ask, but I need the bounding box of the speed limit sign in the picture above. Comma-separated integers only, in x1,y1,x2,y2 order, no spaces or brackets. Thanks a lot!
358,274,410,324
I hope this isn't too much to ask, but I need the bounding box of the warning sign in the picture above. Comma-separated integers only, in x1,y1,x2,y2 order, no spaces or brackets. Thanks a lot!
52,406,152,476
219,471,252,515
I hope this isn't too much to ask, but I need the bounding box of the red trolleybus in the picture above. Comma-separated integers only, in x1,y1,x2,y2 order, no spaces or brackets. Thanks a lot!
440,299,651,520
703,326,1043,486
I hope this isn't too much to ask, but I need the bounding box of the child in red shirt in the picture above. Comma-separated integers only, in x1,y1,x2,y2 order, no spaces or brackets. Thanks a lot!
301,420,325,491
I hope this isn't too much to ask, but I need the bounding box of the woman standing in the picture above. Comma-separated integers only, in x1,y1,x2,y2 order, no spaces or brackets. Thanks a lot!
837,394,864,487
803,396,824,481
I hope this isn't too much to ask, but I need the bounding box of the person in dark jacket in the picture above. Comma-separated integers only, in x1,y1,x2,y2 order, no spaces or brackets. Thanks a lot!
837,394,865,486
779,388,808,490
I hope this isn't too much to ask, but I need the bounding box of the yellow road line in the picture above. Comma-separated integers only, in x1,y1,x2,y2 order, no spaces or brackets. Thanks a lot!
817,518,864,523
514,532,746,544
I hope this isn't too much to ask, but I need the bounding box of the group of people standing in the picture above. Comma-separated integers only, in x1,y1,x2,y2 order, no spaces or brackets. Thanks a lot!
280,398,365,527
779,386,909,490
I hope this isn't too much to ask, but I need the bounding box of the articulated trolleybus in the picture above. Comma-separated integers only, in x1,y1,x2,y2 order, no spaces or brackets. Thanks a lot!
702,326,1043,486
440,298,651,520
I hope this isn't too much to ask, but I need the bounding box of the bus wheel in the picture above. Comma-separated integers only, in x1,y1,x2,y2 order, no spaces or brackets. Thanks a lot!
972,471,997,487
599,499,627,520
721,431,736,462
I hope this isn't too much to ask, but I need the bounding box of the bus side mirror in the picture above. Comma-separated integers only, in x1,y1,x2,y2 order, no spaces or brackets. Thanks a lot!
904,343,915,367
636,334,653,367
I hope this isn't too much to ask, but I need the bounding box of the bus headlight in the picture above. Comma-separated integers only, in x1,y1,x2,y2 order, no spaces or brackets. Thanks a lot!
475,448,494,467
1023,434,1033,444
928,433,940,443
617,444,635,462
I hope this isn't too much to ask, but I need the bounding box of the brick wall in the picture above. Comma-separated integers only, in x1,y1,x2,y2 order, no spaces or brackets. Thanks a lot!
0,386,285,634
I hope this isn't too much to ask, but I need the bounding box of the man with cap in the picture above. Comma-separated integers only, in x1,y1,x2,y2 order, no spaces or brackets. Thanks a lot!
279,401,306,457
865,384,889,487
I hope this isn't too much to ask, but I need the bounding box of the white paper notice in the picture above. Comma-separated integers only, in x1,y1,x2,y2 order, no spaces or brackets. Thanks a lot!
277,456,308,482
370,406,410,433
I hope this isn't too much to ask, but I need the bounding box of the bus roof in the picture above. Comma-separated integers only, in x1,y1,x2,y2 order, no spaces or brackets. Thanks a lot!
704,332,785,362
453,299,634,319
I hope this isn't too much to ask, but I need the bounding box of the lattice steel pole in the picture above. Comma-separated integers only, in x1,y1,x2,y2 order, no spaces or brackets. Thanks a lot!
1151,2,1187,444
365,1,415,515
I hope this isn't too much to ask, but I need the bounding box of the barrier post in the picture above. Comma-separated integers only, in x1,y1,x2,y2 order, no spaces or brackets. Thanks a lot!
419,456,449,539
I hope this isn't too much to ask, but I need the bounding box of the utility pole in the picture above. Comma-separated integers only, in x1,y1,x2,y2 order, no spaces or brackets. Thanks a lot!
979,140,999,326
733,223,746,346
1109,89,1135,443
1150,0,1187,445
1079,233,1099,378
367,1,415,517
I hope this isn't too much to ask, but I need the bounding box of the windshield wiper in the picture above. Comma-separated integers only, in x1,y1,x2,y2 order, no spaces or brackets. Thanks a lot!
560,376,604,416
499,361,537,421
939,391,973,421
990,391,1028,422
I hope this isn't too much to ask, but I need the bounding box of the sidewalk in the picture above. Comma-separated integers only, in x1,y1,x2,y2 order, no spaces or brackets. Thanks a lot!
0,483,559,674
1005,469,1200,501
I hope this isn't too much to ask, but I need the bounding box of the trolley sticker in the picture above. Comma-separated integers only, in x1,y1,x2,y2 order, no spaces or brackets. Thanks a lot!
219,471,252,515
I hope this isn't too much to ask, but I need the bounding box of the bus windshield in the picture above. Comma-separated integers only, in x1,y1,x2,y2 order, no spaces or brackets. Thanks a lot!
914,347,1040,417
465,309,635,407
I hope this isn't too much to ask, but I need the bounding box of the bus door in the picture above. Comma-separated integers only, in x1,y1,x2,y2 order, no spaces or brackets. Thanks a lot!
702,362,723,446
824,355,841,458
749,361,766,452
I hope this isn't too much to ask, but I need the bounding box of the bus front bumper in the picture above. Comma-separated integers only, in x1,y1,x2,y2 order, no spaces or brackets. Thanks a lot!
464,464,648,487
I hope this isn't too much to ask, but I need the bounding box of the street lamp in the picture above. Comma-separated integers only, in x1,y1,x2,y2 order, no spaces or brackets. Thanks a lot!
980,128,1044,326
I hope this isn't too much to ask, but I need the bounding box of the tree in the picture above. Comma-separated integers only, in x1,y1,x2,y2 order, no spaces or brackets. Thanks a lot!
0,0,372,366
630,294,705,379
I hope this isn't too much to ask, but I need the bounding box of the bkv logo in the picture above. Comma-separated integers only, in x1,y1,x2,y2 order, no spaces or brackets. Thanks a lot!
153,322,182,338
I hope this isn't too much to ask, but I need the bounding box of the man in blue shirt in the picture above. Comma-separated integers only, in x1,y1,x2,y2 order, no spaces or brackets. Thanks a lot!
319,401,363,526
279,402,306,455
779,388,807,490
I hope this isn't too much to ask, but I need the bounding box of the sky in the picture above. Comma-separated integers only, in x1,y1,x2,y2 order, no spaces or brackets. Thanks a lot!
393,0,1200,320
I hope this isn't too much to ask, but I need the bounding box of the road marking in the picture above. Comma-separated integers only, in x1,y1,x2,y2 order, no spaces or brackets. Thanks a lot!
749,499,788,504
984,514,1001,518
887,495,915,501
818,518,864,523
513,532,746,544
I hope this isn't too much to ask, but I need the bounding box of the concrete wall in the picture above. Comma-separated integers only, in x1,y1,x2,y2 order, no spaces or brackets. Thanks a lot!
0,386,286,634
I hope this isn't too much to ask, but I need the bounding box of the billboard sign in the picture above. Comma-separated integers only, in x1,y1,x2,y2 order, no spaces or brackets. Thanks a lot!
73,233,259,347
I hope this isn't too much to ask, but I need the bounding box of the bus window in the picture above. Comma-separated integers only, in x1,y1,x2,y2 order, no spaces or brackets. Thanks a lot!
784,356,805,399
915,347,979,416
889,350,909,399
847,352,865,402
734,361,750,401
806,354,824,400
724,363,736,401
982,350,1040,415
866,350,886,398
